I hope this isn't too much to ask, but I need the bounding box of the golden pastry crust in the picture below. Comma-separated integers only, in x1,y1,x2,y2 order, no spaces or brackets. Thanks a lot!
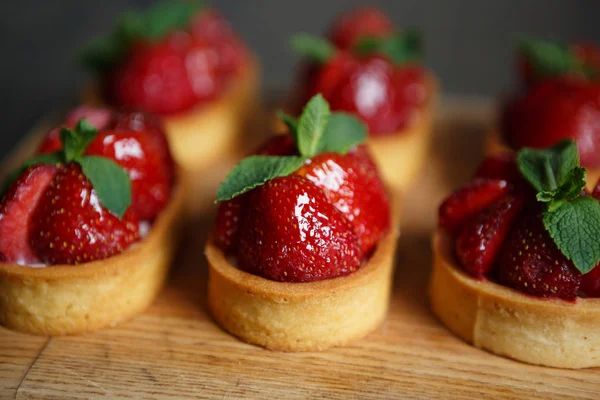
205,198,400,352
0,178,186,336
485,126,600,188
429,230,600,369
83,57,263,174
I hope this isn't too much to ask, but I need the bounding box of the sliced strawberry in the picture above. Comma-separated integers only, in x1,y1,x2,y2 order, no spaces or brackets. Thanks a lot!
30,164,140,265
329,6,394,50
237,176,362,282
495,213,581,300
456,195,524,278
439,178,510,236
580,264,600,297
294,149,389,255
0,165,58,264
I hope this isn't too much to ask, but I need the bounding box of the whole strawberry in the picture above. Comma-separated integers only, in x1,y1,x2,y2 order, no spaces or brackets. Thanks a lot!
237,176,362,282
328,6,394,50
82,3,248,116
30,164,140,265
215,94,385,282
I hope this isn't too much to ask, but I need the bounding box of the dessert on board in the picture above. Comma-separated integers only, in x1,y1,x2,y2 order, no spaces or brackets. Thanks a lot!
430,140,600,368
488,37,600,186
288,6,438,190
0,107,184,335
81,0,262,173
206,95,398,351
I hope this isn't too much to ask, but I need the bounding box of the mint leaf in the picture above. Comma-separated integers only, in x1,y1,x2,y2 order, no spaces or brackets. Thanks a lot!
297,94,330,158
1,152,63,196
518,36,592,80
543,196,600,274
517,140,585,203
78,156,132,218
277,110,299,142
82,0,205,73
216,156,305,202
290,33,335,64
354,29,422,65
318,113,367,154
60,119,98,162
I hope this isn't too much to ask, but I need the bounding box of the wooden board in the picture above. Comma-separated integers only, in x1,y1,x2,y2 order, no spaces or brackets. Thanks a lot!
2,98,600,399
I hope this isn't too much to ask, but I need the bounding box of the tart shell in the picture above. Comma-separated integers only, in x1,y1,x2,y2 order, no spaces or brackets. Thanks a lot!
205,199,400,352
429,230,600,369
0,178,186,336
485,126,600,188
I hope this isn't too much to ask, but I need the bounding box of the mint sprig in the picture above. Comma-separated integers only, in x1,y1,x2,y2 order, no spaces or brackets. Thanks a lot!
290,33,336,64
216,95,367,202
517,139,600,274
354,29,422,65
81,0,205,73
3,118,132,219
518,36,595,81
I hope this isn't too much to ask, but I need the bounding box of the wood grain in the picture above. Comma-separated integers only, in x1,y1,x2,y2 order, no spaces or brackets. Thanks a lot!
2,98,599,400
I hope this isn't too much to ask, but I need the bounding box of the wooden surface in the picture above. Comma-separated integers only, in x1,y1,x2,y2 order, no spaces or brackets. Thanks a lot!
2,98,600,399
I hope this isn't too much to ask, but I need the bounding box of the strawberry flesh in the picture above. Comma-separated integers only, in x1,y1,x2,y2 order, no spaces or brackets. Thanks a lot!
30,164,140,265
237,176,362,282
329,6,394,50
580,264,600,297
456,195,524,278
0,165,58,264
294,148,390,255
495,213,581,300
439,178,509,236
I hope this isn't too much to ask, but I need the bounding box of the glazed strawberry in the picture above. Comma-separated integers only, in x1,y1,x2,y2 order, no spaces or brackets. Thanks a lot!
0,165,58,264
329,6,394,50
237,176,362,282
455,195,524,278
295,149,389,255
438,178,510,236
214,194,246,254
30,164,140,265
307,55,427,135
502,77,600,168
85,129,171,221
495,213,582,300
580,264,600,297
37,107,113,154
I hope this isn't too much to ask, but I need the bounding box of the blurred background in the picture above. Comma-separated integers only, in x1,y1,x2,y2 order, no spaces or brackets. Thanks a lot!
1,0,599,155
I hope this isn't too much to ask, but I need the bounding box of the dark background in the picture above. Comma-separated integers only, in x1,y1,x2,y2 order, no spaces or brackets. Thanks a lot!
1,0,599,155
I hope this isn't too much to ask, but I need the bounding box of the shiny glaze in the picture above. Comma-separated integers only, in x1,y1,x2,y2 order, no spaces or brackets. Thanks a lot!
305,53,427,136
104,9,248,116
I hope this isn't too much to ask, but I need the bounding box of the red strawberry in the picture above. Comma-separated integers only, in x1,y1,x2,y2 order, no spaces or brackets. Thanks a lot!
30,164,140,265
214,194,246,254
456,195,524,278
501,77,600,168
572,42,600,78
294,149,389,255
237,176,362,282
308,54,427,135
329,6,394,50
0,165,58,264
439,178,510,236
580,264,600,297
85,129,172,221
591,179,600,201
474,153,519,182
37,107,114,154
254,134,297,156
495,213,581,300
